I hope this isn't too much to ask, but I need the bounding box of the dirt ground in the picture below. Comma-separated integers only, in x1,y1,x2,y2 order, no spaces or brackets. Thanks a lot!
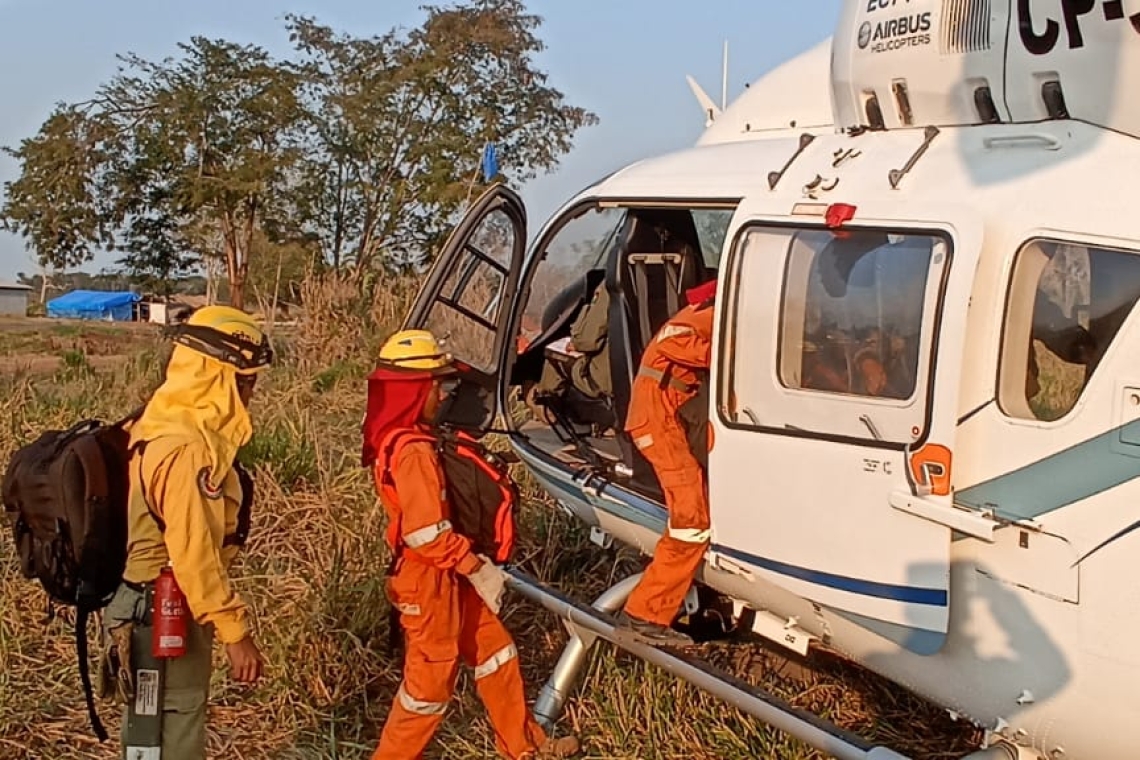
0,316,161,374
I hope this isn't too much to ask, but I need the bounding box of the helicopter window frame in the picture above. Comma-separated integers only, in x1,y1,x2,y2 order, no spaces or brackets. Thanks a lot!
997,237,1140,423
717,220,954,451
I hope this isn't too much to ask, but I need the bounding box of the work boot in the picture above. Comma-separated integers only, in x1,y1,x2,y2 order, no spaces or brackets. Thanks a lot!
612,610,694,646
534,734,580,758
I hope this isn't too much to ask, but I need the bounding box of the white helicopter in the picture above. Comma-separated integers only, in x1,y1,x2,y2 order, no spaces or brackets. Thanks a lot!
395,1,1140,757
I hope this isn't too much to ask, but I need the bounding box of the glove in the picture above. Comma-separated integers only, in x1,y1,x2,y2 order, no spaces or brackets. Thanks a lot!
98,622,135,703
466,554,508,614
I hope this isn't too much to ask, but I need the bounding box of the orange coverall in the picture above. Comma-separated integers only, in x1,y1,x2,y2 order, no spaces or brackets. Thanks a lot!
372,434,548,760
622,302,715,627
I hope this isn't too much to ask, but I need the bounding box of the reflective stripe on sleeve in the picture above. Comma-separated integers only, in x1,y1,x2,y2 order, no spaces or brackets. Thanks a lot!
403,520,453,548
657,324,695,343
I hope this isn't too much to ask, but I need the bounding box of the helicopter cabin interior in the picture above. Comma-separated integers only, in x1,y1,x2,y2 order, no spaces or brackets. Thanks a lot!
506,202,731,499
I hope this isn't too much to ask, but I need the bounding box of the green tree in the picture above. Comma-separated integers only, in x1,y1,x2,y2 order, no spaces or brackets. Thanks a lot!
116,211,197,298
3,5,595,305
286,0,598,273
0,105,111,274
93,37,305,308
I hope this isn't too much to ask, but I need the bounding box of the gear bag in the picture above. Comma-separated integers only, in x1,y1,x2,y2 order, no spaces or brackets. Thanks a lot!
380,428,519,564
1,408,142,742
676,372,710,472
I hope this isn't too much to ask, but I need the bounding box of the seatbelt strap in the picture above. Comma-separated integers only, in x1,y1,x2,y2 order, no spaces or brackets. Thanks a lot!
634,259,652,343
664,260,679,315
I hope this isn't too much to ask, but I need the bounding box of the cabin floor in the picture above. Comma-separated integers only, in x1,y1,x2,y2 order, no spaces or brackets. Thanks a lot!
517,418,622,468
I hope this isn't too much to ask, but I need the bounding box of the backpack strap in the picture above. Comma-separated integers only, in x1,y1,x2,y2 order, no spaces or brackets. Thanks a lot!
377,428,438,562
70,433,111,555
225,462,254,548
378,428,436,487
130,440,166,533
69,432,113,744
114,404,147,429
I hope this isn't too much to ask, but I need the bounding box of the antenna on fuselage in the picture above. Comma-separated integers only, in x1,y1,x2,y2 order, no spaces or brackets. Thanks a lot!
686,39,729,128
722,39,729,112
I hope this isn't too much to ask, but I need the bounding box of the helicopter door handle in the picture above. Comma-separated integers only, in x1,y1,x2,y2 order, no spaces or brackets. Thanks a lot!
983,134,1062,151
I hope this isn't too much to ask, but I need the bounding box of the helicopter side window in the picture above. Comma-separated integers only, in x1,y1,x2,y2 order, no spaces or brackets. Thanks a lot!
999,239,1140,422
693,208,734,270
721,225,949,445
780,229,937,402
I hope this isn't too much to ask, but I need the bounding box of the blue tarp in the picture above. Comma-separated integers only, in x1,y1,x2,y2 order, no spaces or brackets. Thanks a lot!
46,290,140,321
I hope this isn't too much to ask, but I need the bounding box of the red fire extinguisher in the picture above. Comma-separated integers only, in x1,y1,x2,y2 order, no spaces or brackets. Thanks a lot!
152,565,188,659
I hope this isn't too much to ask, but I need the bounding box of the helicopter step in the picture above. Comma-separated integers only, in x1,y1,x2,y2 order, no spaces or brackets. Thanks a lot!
507,567,1043,760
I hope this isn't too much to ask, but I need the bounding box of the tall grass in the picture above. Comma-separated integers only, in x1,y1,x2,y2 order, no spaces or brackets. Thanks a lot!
0,273,977,759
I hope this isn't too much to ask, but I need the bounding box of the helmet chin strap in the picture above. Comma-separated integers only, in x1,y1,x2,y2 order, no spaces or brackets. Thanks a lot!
427,378,461,429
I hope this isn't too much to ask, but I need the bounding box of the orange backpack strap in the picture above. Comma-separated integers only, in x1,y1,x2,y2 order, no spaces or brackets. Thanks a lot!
378,428,436,486
377,428,437,557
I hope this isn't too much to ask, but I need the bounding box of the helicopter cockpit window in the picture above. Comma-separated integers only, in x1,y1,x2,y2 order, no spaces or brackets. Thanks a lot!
421,208,518,372
999,239,1140,422
780,229,938,402
517,206,627,348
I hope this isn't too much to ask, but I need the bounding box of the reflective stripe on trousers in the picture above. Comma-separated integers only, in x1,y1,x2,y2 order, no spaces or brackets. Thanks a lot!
397,683,449,716
668,525,711,543
473,643,518,680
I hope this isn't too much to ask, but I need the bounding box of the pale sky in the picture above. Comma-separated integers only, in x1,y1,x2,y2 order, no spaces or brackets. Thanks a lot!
0,1,843,280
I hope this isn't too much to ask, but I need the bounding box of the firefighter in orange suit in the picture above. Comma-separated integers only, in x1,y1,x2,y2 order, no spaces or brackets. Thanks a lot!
362,329,579,760
615,279,718,646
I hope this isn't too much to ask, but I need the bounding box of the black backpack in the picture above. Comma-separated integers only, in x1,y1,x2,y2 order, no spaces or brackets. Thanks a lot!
1,409,141,742
677,372,710,472
380,428,519,564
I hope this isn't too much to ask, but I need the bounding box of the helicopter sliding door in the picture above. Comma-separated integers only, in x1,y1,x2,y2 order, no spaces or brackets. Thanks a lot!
708,206,983,655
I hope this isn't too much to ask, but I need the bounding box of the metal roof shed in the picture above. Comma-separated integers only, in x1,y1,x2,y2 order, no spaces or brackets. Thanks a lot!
0,281,32,317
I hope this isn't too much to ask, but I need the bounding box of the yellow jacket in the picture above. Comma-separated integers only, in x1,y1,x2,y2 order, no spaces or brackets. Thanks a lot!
123,433,249,644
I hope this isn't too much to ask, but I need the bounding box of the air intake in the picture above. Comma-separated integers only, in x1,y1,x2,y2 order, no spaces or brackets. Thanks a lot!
941,0,992,54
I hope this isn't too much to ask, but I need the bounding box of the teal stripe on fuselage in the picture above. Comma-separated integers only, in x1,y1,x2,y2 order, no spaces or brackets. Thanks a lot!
956,418,1140,520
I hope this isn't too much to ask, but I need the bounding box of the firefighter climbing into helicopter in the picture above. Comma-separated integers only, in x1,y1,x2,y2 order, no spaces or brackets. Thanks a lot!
612,278,718,646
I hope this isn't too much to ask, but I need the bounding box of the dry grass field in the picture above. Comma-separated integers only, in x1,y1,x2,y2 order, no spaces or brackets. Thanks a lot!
0,276,982,759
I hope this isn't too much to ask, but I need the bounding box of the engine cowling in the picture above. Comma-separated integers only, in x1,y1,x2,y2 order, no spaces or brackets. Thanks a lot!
830,0,1140,138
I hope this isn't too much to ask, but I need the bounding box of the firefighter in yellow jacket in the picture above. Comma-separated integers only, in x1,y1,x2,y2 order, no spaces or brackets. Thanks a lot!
101,305,273,760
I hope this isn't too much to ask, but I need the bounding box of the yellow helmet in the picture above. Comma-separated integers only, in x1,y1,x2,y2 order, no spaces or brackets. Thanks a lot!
377,329,455,375
167,305,274,374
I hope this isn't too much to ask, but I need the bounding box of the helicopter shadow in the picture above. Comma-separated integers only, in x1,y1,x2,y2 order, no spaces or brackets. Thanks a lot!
862,556,1072,740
